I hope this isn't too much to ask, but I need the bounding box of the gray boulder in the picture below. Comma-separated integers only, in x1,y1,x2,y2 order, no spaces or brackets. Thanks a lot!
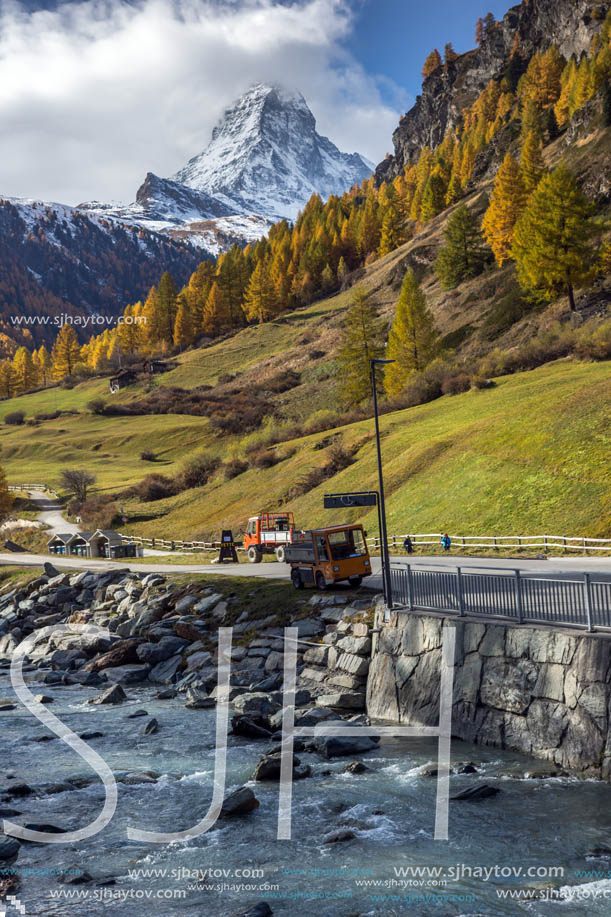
220,786,260,817
232,692,281,718
451,783,500,801
313,729,379,759
316,692,366,710
149,655,183,684
193,593,223,613
103,664,150,684
175,595,198,614
88,685,127,705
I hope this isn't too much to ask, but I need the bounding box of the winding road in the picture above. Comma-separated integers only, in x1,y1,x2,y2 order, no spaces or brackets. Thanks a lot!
28,489,80,536
2,490,610,584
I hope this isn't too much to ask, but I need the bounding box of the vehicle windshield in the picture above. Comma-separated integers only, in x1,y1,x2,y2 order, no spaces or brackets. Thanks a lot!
327,528,366,560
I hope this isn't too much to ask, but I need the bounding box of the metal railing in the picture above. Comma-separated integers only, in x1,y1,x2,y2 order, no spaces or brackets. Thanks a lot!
373,533,611,553
390,562,611,632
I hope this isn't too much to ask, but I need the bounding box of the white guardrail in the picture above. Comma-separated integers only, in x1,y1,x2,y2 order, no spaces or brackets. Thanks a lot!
118,532,611,555
373,533,611,553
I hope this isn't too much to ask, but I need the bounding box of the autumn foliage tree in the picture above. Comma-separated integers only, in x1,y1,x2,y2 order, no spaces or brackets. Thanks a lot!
520,128,547,193
482,153,528,265
422,49,442,78
51,324,81,379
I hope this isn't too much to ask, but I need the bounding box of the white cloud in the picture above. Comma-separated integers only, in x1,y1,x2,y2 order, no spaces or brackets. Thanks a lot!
0,0,406,204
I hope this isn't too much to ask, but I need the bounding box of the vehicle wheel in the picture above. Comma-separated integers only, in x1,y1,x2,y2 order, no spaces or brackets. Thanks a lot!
275,546,286,563
291,568,304,590
315,572,327,591
248,546,262,564
348,575,363,587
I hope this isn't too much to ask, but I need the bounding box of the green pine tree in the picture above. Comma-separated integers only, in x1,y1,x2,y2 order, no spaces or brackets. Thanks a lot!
512,166,600,311
435,204,488,289
384,270,440,397
337,289,384,406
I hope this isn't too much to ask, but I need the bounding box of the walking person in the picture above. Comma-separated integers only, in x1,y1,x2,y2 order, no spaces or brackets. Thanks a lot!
403,535,413,555
441,533,451,552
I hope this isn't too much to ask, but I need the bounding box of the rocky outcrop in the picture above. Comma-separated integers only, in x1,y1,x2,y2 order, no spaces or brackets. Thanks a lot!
367,611,611,778
375,0,603,182
299,610,373,711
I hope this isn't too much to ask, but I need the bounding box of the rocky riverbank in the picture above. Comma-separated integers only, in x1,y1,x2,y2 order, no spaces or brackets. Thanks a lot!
0,565,386,908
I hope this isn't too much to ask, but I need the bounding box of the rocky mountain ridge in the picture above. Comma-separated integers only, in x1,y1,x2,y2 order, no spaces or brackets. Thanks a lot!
376,0,606,183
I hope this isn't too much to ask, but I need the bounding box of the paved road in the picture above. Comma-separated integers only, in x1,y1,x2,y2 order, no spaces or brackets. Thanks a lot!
1,552,610,585
29,489,80,536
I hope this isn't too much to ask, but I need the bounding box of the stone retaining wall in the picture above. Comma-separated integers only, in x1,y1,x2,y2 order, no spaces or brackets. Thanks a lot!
300,616,372,711
366,610,611,778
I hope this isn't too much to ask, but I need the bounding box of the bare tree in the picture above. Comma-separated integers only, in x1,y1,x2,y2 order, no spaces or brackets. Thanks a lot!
60,469,96,504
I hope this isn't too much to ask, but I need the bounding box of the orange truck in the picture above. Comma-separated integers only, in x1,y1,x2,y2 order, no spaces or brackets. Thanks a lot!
244,512,295,563
284,523,371,590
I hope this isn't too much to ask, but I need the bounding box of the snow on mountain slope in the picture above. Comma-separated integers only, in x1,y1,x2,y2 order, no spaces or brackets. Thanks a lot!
173,83,373,220
82,83,372,251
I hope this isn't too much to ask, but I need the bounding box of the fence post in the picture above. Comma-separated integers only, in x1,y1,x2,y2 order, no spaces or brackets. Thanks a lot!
407,564,414,610
584,573,594,632
544,535,548,553
514,569,523,624
456,566,465,616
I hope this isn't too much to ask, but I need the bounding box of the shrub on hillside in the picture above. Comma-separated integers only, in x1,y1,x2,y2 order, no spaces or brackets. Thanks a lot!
179,453,220,490
287,440,357,499
575,319,611,360
140,450,157,461
79,496,120,530
325,442,356,474
5,411,25,426
251,449,280,469
132,474,178,502
471,375,496,389
441,374,472,395
88,398,107,415
224,458,249,480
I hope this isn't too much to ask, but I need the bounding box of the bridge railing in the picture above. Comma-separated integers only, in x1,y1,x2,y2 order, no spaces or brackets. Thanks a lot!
373,533,611,553
390,562,611,632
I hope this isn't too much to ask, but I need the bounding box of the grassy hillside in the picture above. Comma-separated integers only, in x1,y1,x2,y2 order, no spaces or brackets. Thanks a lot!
1,124,608,544
2,359,609,541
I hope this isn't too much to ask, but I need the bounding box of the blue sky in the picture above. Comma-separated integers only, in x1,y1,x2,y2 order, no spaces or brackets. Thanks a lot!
348,0,512,105
1,0,515,203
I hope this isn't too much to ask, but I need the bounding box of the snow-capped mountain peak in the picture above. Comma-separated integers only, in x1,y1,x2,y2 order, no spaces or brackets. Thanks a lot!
82,83,372,251
172,82,373,220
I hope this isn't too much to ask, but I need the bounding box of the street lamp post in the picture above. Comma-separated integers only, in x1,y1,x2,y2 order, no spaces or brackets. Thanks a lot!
370,358,394,613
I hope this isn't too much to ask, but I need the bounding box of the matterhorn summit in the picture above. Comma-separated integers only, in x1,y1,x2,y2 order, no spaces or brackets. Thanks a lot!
82,83,372,252
172,83,373,220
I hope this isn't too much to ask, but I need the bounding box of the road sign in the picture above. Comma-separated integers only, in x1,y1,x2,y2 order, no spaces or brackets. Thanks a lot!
324,492,378,508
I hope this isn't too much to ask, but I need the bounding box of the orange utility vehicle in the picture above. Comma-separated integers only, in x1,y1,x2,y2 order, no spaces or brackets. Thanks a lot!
285,523,371,590
244,511,295,563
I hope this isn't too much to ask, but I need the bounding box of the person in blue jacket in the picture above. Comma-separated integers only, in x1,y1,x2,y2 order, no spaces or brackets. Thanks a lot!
441,533,451,552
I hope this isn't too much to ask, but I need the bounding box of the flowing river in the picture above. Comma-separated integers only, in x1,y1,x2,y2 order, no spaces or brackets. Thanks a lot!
2,668,611,916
